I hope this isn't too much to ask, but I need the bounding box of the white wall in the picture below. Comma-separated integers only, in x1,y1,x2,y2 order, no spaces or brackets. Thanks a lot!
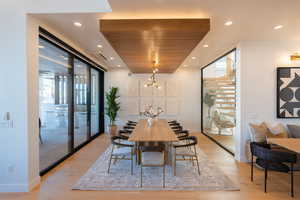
105,67,201,132
0,1,31,192
0,0,111,192
237,41,300,162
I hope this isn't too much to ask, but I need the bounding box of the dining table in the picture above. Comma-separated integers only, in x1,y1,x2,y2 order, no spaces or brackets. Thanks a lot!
128,119,179,164
128,119,179,142
267,138,300,154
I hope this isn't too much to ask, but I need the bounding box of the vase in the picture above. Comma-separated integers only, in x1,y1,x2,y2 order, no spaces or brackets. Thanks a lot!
147,118,153,126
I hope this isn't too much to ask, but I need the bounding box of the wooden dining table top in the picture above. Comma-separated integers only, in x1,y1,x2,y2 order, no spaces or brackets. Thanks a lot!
128,119,179,142
268,138,300,154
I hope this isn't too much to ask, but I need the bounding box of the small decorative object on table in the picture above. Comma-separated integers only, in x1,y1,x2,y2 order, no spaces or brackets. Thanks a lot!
140,105,164,126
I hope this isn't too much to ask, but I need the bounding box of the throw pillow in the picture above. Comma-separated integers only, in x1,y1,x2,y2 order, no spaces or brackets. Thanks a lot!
263,122,288,138
287,124,300,138
249,122,270,142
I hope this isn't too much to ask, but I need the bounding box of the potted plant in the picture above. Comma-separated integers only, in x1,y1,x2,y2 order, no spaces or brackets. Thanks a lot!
204,91,216,118
105,87,120,136
203,90,216,130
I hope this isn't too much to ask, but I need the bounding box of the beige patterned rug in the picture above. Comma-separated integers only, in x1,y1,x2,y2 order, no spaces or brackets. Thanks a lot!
73,145,239,191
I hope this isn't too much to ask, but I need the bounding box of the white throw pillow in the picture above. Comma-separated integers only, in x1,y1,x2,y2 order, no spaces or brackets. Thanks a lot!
264,122,288,138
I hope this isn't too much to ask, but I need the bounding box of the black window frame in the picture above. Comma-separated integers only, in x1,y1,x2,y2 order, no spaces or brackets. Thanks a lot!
39,27,105,176
200,48,237,156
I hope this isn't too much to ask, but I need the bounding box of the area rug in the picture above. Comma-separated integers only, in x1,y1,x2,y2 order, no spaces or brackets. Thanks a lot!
72,145,239,191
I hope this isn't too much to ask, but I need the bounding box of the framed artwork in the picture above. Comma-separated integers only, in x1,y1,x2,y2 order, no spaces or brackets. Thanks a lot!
277,67,300,118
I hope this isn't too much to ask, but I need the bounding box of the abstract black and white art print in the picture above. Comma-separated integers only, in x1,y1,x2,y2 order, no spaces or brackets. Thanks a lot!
277,67,300,118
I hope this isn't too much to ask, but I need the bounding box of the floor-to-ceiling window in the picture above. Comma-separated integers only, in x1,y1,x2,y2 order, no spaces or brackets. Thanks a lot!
38,28,105,174
39,39,71,171
74,59,89,147
91,68,100,136
201,49,236,154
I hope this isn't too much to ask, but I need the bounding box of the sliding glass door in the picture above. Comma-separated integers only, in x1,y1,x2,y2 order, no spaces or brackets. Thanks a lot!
38,33,105,174
39,38,71,172
91,68,100,136
74,59,89,147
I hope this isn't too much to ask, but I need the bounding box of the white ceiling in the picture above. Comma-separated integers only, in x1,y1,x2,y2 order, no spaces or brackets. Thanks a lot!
34,0,300,71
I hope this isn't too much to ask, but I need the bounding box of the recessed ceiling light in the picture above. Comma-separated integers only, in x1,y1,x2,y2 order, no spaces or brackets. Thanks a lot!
73,22,82,27
224,21,233,26
110,57,114,60
97,44,103,48
274,25,283,30
117,64,121,67
203,44,209,48
192,56,196,60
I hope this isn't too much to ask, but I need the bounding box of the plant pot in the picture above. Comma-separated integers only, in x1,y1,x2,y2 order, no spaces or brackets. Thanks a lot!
108,125,118,137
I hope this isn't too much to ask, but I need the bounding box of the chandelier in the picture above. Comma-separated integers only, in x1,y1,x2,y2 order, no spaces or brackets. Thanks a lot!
144,61,161,89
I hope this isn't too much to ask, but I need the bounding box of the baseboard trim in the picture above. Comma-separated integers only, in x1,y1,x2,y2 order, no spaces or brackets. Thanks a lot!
29,176,40,191
0,176,40,193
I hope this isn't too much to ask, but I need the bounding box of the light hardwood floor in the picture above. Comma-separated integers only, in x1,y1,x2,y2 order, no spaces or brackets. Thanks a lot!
1,133,300,200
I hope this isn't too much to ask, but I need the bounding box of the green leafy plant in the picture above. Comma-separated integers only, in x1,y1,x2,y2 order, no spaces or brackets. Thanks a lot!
203,91,216,118
105,87,120,126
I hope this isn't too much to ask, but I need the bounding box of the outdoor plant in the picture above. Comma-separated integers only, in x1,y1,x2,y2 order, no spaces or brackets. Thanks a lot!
203,90,216,118
105,87,120,126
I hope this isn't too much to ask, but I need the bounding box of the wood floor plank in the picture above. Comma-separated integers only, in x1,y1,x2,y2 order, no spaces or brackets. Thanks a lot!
0,133,299,200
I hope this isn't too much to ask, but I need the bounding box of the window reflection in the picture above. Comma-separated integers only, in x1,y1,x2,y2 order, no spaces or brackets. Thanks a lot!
39,36,103,173
39,38,70,171
91,68,100,136
74,59,89,147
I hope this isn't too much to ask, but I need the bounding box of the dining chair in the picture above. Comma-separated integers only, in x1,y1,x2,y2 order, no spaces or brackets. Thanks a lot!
139,144,166,188
124,125,135,130
169,123,189,141
128,120,137,124
213,110,235,135
168,120,178,124
250,142,297,197
127,122,137,126
171,125,183,131
175,130,189,139
118,130,134,146
107,135,134,175
171,125,182,130
170,122,181,127
119,129,132,137
172,136,200,176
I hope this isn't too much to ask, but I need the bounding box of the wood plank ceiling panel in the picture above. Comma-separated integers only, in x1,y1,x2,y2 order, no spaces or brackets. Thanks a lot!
100,19,210,73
